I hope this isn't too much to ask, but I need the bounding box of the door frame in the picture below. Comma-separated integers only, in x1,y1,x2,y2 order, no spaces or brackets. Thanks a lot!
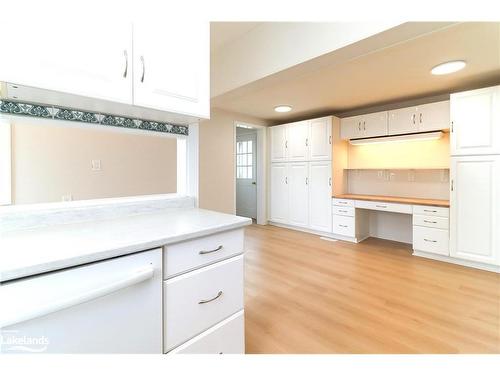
234,121,267,225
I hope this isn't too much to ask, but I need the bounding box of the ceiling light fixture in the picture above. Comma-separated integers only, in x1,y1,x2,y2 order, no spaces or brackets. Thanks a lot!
274,105,292,113
349,131,443,146
431,60,466,75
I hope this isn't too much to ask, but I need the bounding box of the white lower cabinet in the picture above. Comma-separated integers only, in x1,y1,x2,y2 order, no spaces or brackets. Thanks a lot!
169,311,244,354
288,162,309,227
270,163,289,223
449,155,500,265
412,206,449,256
163,229,245,354
309,161,332,232
1,249,163,354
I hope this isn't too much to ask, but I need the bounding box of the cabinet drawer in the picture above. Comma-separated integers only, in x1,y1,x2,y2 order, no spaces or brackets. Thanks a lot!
413,205,449,217
332,198,354,207
332,215,355,237
168,310,244,354
413,214,449,230
164,229,244,278
355,200,412,214
413,226,449,256
333,206,355,217
163,255,244,352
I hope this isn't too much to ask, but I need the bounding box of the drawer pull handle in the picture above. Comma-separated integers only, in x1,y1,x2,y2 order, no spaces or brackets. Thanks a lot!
339,210,347,213
424,209,437,213
198,291,223,304
338,201,347,204
424,239,437,243
376,205,387,208
423,220,437,224
199,245,223,255
339,224,348,228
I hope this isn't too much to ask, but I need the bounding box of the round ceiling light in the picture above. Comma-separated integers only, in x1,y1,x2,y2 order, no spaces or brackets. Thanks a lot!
274,105,292,113
431,60,466,75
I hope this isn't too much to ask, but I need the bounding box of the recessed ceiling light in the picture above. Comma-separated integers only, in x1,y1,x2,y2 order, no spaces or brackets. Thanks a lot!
274,105,292,113
431,60,466,75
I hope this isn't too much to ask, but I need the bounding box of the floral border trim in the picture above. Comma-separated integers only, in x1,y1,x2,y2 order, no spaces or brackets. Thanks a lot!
0,100,189,136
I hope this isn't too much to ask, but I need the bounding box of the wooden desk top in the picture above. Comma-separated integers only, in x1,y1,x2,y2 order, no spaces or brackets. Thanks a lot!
333,194,450,207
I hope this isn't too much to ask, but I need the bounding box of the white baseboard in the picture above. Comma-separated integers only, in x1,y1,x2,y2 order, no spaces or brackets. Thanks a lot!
268,222,364,243
413,250,500,273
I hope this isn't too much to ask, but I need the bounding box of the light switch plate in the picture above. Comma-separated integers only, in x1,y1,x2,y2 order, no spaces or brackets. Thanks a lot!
91,159,101,171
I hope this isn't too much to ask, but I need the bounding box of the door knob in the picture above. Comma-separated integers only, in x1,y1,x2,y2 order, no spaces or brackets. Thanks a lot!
252,181,256,185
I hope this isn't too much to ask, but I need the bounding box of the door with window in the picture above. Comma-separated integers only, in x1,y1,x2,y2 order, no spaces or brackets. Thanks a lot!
236,133,257,219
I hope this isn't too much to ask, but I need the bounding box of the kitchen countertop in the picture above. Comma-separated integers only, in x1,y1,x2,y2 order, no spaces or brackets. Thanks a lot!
0,208,251,282
333,194,450,207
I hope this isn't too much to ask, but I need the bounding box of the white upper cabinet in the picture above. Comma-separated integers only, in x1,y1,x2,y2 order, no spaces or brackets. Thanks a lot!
450,86,500,156
0,20,133,104
270,125,288,162
287,121,309,161
450,155,500,265
388,101,450,135
132,21,209,118
308,161,332,232
0,20,209,119
308,117,332,161
340,112,387,139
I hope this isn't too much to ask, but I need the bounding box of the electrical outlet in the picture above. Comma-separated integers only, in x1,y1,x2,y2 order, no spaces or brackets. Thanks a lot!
389,172,396,181
408,170,415,182
377,170,384,179
440,169,449,182
62,194,73,202
91,159,101,171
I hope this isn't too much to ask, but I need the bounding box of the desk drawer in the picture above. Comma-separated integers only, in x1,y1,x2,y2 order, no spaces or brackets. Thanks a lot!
355,200,412,214
413,226,449,256
413,214,449,230
163,255,244,352
168,310,244,354
333,206,355,217
413,205,449,217
332,198,354,207
332,215,355,237
164,229,244,278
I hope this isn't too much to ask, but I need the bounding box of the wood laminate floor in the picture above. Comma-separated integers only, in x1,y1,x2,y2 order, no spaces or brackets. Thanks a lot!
243,224,500,353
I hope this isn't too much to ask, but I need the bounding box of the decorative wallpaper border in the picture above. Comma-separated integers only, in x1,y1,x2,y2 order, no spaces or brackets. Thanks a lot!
0,100,189,136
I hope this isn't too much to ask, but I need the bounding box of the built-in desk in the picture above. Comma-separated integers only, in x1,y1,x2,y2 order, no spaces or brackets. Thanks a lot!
331,194,450,258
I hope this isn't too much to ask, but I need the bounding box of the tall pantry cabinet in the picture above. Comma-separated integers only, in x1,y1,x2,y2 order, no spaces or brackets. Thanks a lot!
449,85,500,267
269,116,342,233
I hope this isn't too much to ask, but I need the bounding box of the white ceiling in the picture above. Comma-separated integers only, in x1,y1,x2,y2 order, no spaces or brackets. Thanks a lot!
210,22,500,123
210,22,262,52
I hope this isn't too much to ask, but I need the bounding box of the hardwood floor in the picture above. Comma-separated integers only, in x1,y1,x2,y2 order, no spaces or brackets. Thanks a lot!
243,224,500,353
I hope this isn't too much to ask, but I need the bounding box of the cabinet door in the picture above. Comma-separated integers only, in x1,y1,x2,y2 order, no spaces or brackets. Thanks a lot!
418,101,450,132
270,163,289,223
340,115,363,140
270,125,288,162
133,21,209,118
361,111,388,138
287,121,309,161
288,163,309,227
308,117,332,161
388,106,419,135
450,86,500,156
0,20,133,104
450,155,500,265
309,161,332,232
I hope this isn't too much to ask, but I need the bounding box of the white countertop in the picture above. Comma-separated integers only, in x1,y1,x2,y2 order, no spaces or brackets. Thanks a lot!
0,208,251,282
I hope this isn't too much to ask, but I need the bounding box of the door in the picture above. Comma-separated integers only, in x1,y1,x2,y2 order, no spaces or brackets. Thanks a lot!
270,163,289,223
309,161,332,232
287,121,309,161
450,155,500,265
0,20,133,104
236,133,257,219
388,106,420,135
133,21,209,118
270,125,288,162
0,249,162,353
340,115,363,139
361,111,388,138
309,117,332,161
450,86,500,156
288,162,309,227
419,101,450,132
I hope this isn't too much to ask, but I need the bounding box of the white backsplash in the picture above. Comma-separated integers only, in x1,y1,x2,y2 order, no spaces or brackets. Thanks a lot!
347,169,450,200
